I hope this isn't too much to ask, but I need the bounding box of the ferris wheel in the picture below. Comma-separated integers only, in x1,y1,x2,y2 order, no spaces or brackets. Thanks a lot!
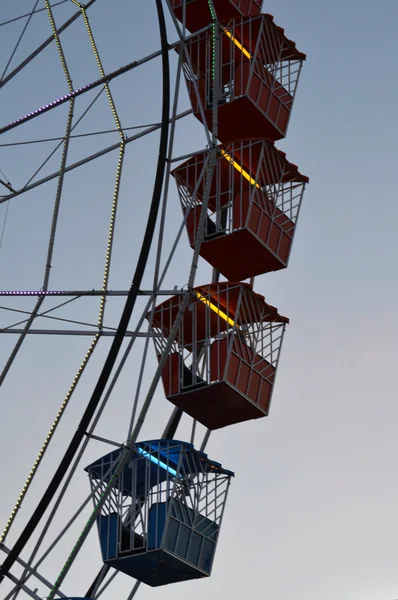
0,1,308,599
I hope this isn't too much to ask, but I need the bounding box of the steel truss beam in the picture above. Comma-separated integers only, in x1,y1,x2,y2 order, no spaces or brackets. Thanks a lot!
0,3,217,598
0,0,97,90
0,110,192,205
0,544,66,598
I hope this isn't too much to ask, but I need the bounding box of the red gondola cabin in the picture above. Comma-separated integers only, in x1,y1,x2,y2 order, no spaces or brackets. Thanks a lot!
149,283,288,430
182,14,306,143
172,140,308,281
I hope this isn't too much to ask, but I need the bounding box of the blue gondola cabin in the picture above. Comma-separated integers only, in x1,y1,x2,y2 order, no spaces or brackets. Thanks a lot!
86,440,233,587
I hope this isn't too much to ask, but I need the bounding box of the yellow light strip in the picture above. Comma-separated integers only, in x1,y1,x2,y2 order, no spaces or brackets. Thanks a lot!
1,2,122,545
223,28,252,59
47,1,73,92
220,149,260,189
0,0,92,546
0,335,100,544
196,291,236,328
77,4,125,327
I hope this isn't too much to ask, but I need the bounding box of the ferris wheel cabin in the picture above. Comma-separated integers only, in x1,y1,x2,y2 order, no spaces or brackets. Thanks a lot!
86,440,233,587
182,14,306,143
170,0,262,32
150,283,288,430
172,140,308,281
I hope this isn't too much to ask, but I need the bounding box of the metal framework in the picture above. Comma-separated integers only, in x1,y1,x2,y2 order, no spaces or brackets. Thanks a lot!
87,440,232,586
182,13,306,142
173,139,308,279
151,282,288,428
0,1,307,599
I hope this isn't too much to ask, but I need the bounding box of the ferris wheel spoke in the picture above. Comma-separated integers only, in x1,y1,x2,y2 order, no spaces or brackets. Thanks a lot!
0,294,161,549
5,572,42,600
0,122,163,148
0,305,119,332
21,87,105,192
0,44,171,138
124,31,186,442
0,332,100,544
0,295,83,331
37,4,173,595
94,568,119,598
0,0,40,82
125,580,141,600
1,545,66,600
0,0,172,582
0,1,69,29
43,2,222,592
88,115,219,600
0,109,192,206
5,465,125,600
4,292,154,570
71,0,126,329
0,91,70,360
85,564,110,599
125,321,154,440
0,20,204,141
0,0,310,596
0,9,92,545
0,0,77,389
151,44,185,290
0,296,45,386
0,0,97,90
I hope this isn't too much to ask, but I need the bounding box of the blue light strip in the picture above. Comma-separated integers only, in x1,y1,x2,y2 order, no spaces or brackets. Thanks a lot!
137,447,179,477
0,60,138,136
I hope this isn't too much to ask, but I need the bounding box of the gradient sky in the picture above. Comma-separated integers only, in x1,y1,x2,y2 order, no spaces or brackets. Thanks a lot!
0,1,398,600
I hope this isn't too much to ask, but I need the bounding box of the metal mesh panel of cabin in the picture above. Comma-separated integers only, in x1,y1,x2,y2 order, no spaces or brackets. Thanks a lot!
153,445,231,571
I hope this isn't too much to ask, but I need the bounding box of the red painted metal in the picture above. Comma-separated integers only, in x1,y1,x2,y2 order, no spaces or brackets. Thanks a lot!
170,0,262,32
160,335,276,430
172,141,308,281
152,7,306,433
150,283,288,430
183,14,305,143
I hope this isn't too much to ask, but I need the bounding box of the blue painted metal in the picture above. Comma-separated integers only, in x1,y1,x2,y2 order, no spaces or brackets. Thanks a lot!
86,439,233,587
97,500,220,585
85,439,234,493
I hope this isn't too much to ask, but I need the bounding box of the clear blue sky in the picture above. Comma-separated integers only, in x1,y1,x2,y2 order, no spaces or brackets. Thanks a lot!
0,1,397,599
